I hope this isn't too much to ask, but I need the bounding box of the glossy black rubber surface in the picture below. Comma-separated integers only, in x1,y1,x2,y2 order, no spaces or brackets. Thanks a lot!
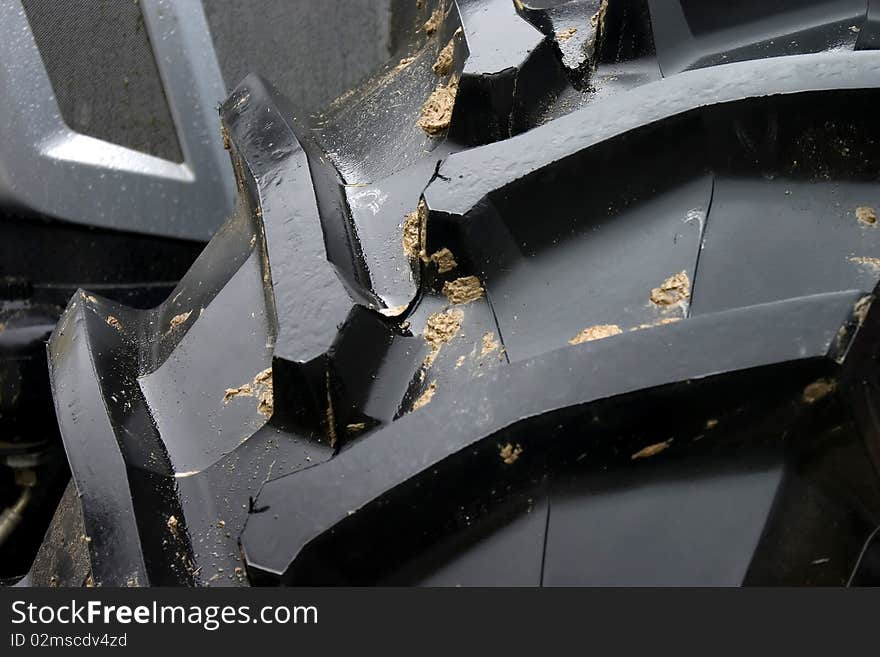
37,0,880,586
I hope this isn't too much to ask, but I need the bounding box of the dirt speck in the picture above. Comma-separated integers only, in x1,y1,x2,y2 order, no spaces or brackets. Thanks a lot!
347,422,367,433
443,275,483,305
481,332,500,356
569,324,622,345
802,379,836,404
422,7,443,34
433,37,455,75
167,515,179,533
417,79,458,137
856,206,878,225
499,443,523,464
106,315,122,331
413,380,437,411
556,27,577,42
650,271,690,307
169,310,192,331
631,439,672,460
423,308,464,367
705,418,719,430
455,355,466,369
221,124,231,150
429,247,457,273
402,200,427,260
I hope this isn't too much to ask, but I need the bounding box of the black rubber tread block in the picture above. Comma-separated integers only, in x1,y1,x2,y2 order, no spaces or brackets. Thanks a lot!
647,0,866,76
517,0,604,74
310,0,571,310
240,290,873,583
690,90,880,315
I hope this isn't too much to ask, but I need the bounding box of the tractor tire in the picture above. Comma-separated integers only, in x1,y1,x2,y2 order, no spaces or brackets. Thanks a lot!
35,0,880,586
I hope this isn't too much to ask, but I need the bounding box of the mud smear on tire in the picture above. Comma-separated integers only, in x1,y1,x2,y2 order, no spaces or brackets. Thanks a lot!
856,206,878,225
443,275,484,304
802,379,836,404
481,331,500,355
412,380,437,410
650,271,691,307
429,246,457,273
849,255,880,272
569,324,622,345
223,367,274,417
418,78,459,137
499,442,523,464
402,201,427,260
423,307,464,367
432,37,456,76
631,438,673,460
556,27,577,43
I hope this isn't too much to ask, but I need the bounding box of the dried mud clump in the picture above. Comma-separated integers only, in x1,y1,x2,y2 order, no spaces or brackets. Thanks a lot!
856,206,878,225
418,79,458,137
253,368,274,416
569,324,622,345
429,247,457,273
556,27,577,42
223,383,252,402
433,37,455,75
850,256,880,272
631,439,672,460
402,201,428,260
481,332,500,356
423,308,464,367
422,7,443,34
443,275,483,305
499,443,523,465
802,379,836,404
413,381,437,411
223,367,274,417
650,271,690,307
